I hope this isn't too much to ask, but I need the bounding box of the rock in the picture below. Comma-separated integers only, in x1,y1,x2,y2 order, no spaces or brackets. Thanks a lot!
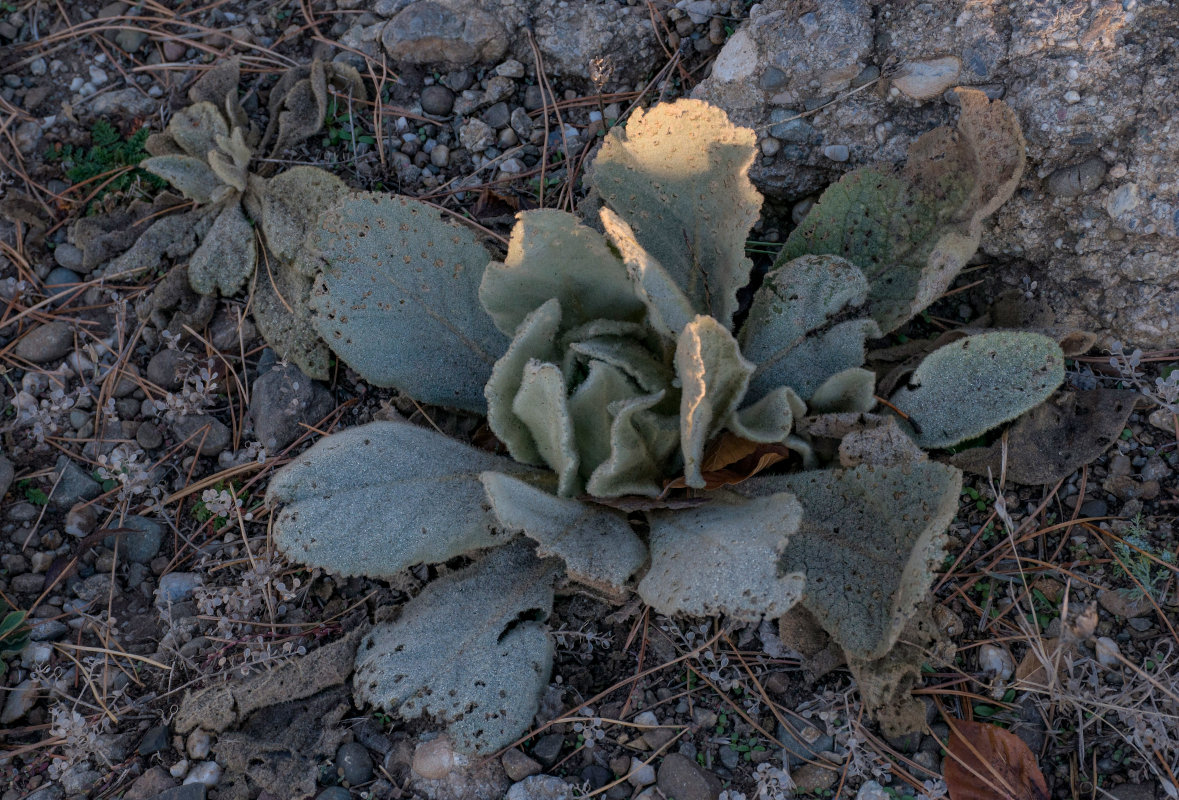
856,780,890,800
61,765,102,796
24,787,64,800
382,0,509,66
11,574,45,596
115,28,148,52
50,454,101,510
530,733,564,768
482,101,511,129
626,757,655,787
793,763,838,792
1110,784,1158,800
152,785,207,800
1098,588,1153,619
579,765,612,790
430,143,450,168
183,761,221,787
29,620,69,642
1,679,39,723
147,349,187,391
776,718,833,767
104,515,164,563
15,321,73,363
530,1,658,88
657,753,721,800
186,729,211,760
90,86,161,117
138,421,164,450
0,455,12,500
891,57,962,100
506,775,571,800
250,364,334,452
1095,636,1121,667
337,741,374,785
53,242,84,270
502,747,543,782
459,118,495,153
44,267,81,307
64,502,98,537
496,59,525,78
139,724,172,755
157,572,202,604
421,84,456,115
1045,156,1107,198
822,144,849,162
125,766,178,800
978,643,1015,681
171,414,230,456
316,789,352,800
412,736,463,779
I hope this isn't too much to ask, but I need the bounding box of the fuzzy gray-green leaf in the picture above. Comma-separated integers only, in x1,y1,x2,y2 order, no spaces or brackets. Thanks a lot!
676,316,755,489
187,201,257,296
514,360,581,497
167,101,229,160
309,193,506,412
354,541,559,755
568,336,674,394
639,491,805,620
568,361,643,484
479,210,645,336
485,298,562,466
253,248,331,379
742,462,962,660
808,367,877,414
726,385,800,444
482,472,647,600
257,166,349,270
585,391,679,498
586,99,762,329
269,420,533,578
142,155,225,204
889,331,1065,449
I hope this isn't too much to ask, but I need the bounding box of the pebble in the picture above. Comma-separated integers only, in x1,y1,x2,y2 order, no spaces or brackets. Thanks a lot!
656,753,720,800
115,28,148,52
1064,89,1081,104
0,455,12,500
29,619,69,642
579,765,612,790
496,59,526,78
316,789,351,800
1095,636,1121,667
506,776,572,800
856,781,890,800
482,101,511,129
420,85,455,116
891,56,961,100
186,729,211,760
1046,156,1106,198
171,414,231,456
412,736,463,779
1098,588,1153,619
822,144,849,162
502,747,543,781
430,143,450,168
146,349,188,391
139,724,172,755
125,766,177,799
183,761,222,787
250,364,334,452
163,40,187,61
15,321,73,363
157,783,206,800
776,719,833,767
793,763,838,792
0,679,40,724
337,741,374,785
626,757,656,787
531,733,564,768
157,572,203,604
22,642,53,666
61,766,102,796
137,421,164,450
460,119,495,153
978,643,1014,680
51,455,101,510
65,503,98,537
105,515,164,563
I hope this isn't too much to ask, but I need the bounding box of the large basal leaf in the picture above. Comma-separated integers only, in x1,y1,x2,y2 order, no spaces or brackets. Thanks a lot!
741,461,962,660
479,210,646,336
485,298,562,466
309,193,507,413
585,391,680,498
741,254,879,402
268,420,534,577
482,471,647,600
256,166,350,270
268,60,329,157
889,331,1065,449
142,155,226,205
586,99,762,330
638,491,805,620
778,91,1024,332
354,541,560,755
187,201,257,296
254,247,331,380
188,56,241,108
676,315,755,489
167,101,229,160
600,207,696,341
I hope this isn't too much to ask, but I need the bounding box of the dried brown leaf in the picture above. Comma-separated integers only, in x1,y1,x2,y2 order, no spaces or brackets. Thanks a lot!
944,718,1049,800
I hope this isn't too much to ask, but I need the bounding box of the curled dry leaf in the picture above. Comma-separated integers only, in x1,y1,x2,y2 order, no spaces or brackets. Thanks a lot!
944,718,1049,800
661,431,792,494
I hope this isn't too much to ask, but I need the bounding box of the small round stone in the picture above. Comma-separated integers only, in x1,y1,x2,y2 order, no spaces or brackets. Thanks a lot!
317,789,351,800
823,144,849,162
420,85,455,116
336,741,374,785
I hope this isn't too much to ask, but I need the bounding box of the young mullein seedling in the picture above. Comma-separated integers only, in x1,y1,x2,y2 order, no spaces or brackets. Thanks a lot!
266,91,1061,750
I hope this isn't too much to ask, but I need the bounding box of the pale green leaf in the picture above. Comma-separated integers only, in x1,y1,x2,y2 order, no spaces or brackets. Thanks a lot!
639,491,805,620
808,367,877,414
309,193,506,412
479,210,645,336
167,101,229,160
889,331,1065,449
568,336,674,394
354,541,559,755
253,247,331,380
269,420,534,577
482,472,647,600
727,385,801,444
567,361,643,484
585,391,679,498
187,201,257,297
586,99,762,329
142,155,225,204
514,360,580,497
255,166,349,270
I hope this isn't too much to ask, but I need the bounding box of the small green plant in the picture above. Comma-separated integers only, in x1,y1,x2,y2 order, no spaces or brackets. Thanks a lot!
1113,517,1176,601
0,602,31,675
18,479,48,506
258,91,1069,753
45,120,165,212
321,95,375,149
